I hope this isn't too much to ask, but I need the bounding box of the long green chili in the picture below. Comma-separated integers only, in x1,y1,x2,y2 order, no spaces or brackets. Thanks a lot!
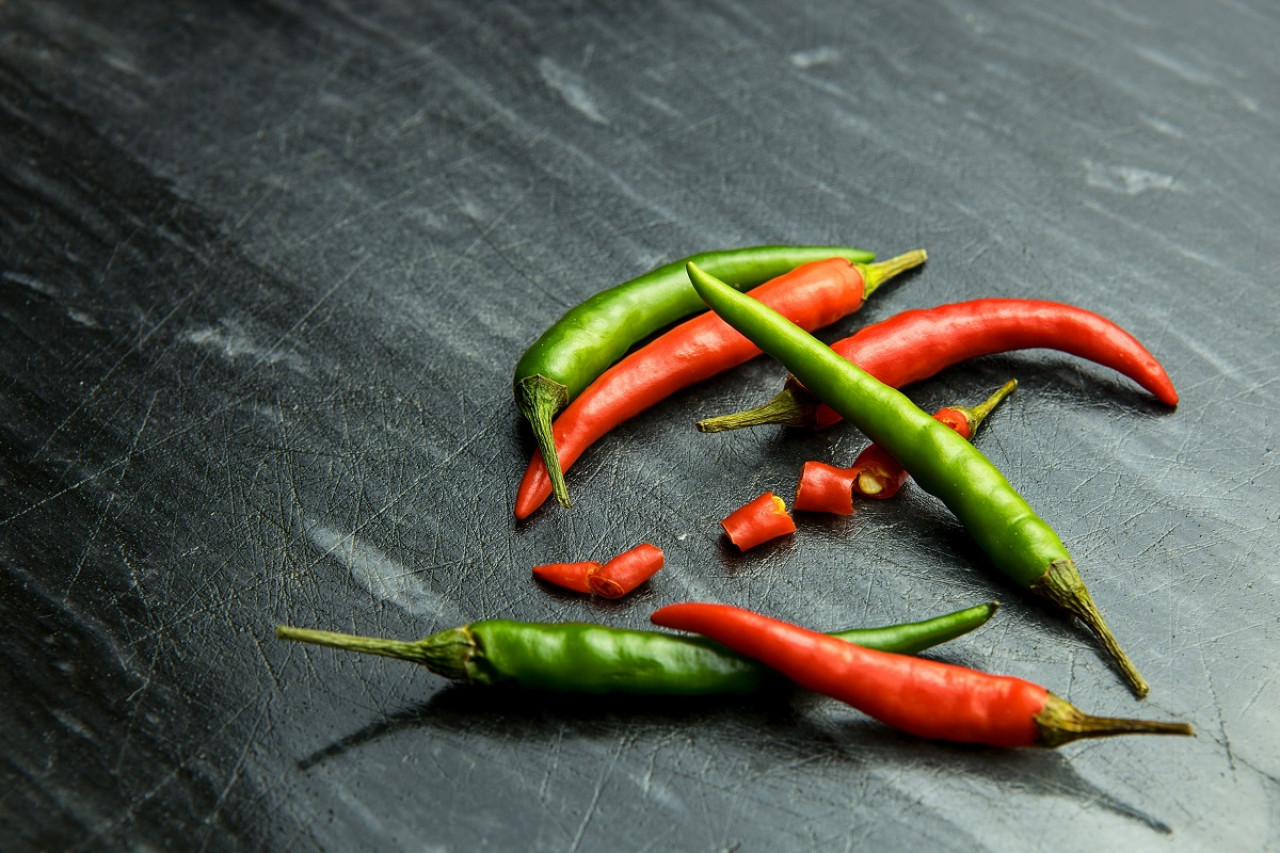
685,261,1149,697
275,602,996,695
515,244,875,508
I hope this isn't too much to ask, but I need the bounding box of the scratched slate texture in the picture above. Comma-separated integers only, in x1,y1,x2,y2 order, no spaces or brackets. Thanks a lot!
1,0,1277,850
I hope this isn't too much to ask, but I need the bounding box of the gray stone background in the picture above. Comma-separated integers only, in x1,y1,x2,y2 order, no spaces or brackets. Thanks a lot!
2,1,1276,850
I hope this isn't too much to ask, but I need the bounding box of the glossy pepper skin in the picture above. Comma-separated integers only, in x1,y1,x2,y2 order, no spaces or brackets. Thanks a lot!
696,298,1177,433
589,543,665,599
515,245,876,507
720,492,796,550
652,603,1193,747
515,251,926,518
275,602,998,695
686,263,1150,697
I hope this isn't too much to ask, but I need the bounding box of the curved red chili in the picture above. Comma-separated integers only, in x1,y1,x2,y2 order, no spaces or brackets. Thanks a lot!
720,492,796,551
696,298,1177,433
589,543,665,599
651,603,1194,748
514,251,926,518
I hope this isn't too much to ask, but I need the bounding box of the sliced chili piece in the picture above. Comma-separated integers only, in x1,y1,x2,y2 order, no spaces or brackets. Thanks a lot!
652,603,1193,747
514,251,926,518
695,298,1177,433
515,244,876,507
531,560,600,594
275,602,998,695
686,263,1151,696
589,543,665,599
721,492,797,551
793,461,858,515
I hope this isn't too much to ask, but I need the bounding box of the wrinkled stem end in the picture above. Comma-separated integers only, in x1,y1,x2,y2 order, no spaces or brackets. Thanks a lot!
858,248,928,298
515,375,572,507
1035,693,1194,748
966,378,1018,435
695,388,818,432
275,624,478,682
1031,559,1150,698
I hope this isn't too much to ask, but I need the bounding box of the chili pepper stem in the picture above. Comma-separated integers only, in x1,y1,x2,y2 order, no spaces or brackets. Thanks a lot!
1031,559,1150,698
696,388,815,433
857,249,928,298
1035,693,1193,747
276,624,477,682
516,375,572,507
961,378,1018,434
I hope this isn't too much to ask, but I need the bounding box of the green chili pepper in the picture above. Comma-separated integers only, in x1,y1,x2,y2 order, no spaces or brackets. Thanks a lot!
275,602,996,695
515,244,875,508
685,261,1149,698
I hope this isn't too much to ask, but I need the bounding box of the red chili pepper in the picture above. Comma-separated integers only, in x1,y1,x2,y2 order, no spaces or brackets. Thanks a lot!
793,380,1016,513
532,560,600,594
651,603,1194,748
589,543,665,599
721,492,797,551
695,298,1177,433
514,251,927,518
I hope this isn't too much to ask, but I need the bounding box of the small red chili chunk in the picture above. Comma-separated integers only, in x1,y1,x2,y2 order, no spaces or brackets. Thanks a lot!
793,461,858,515
721,492,797,551
589,543,665,599
531,560,600,594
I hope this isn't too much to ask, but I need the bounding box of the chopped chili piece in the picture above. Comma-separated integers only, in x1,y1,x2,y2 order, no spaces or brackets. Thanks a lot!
793,461,858,515
589,543,665,599
514,251,926,517
696,298,1176,433
721,491,797,551
532,560,600,594
687,262,1150,696
651,603,1193,747
275,602,999,695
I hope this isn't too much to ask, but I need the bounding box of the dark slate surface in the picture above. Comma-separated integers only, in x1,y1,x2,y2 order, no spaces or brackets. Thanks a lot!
2,1,1277,850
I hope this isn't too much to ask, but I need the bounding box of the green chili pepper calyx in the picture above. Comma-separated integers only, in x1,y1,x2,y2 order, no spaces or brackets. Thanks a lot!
696,387,818,433
515,374,572,508
1033,693,1193,748
1029,560,1149,698
276,624,488,683
960,378,1018,435
857,249,928,299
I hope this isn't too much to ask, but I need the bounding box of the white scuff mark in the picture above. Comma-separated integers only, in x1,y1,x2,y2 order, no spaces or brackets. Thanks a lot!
3,270,58,296
303,517,460,620
1168,327,1247,385
1083,159,1180,195
790,46,841,68
67,308,100,328
1141,114,1185,138
537,57,609,125
183,319,308,373
1133,46,1217,86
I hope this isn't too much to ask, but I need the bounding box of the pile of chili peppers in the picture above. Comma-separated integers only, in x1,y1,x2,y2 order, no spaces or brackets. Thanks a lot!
280,243,1195,752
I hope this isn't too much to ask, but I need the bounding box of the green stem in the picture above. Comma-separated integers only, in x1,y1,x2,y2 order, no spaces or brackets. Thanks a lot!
858,249,928,298
515,374,572,508
957,378,1018,435
696,388,816,432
